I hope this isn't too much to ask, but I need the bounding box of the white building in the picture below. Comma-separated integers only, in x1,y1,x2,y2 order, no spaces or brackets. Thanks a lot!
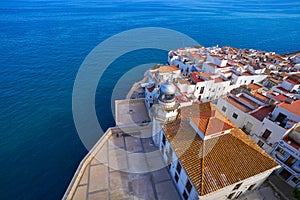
217,89,300,154
152,102,279,200
271,123,300,188
190,72,231,102
229,70,268,87
272,73,300,95
253,99,300,153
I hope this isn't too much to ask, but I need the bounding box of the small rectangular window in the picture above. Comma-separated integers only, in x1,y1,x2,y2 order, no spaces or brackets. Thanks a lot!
176,161,182,174
162,134,166,146
262,129,271,140
174,173,179,183
248,184,256,191
235,191,242,198
222,106,227,112
186,179,192,193
232,113,238,119
233,182,242,190
292,177,300,184
228,192,235,199
182,190,189,200
257,140,264,147
200,86,204,94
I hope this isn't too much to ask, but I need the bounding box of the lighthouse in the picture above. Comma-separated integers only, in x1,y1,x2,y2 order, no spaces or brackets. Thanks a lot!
151,80,180,145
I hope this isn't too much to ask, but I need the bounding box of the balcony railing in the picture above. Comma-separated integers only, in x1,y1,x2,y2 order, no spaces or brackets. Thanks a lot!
292,165,300,173
274,151,285,161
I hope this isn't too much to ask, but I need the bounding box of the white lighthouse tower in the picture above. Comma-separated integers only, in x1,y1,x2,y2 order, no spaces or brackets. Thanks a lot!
151,80,179,145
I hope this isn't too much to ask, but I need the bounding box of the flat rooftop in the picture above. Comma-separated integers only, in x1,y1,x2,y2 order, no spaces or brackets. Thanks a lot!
64,126,181,200
278,99,300,116
224,96,252,113
250,105,275,122
115,99,150,126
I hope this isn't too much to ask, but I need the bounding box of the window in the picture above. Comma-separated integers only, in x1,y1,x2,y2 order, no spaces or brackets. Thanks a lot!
279,169,292,180
232,113,238,119
262,129,271,140
162,134,166,146
245,122,253,130
186,179,192,193
275,147,287,156
257,140,264,147
248,184,256,191
292,177,300,184
228,192,235,199
235,191,242,198
222,106,227,112
285,155,296,167
176,161,182,174
174,173,179,183
200,86,204,94
182,190,189,200
233,183,242,190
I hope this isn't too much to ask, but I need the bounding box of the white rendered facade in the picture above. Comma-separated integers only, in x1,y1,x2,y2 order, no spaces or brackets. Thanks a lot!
271,124,300,188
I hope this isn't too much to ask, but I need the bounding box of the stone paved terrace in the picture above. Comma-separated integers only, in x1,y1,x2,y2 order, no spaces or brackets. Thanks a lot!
63,126,180,200
115,99,150,126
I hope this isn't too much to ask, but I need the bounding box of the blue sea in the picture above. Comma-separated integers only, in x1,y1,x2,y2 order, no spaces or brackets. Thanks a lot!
0,0,299,199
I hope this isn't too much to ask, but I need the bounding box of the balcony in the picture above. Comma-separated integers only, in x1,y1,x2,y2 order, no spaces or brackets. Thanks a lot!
292,165,300,173
274,151,285,161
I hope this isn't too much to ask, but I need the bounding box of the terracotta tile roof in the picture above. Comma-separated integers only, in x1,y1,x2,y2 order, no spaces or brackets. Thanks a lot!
251,92,270,103
190,116,233,136
238,94,259,108
247,83,262,91
191,72,216,83
283,135,300,150
250,105,275,122
224,96,252,113
162,103,279,196
273,94,288,102
278,100,300,116
277,86,290,93
157,65,180,73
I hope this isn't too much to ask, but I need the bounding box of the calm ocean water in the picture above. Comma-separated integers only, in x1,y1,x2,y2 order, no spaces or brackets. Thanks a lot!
0,0,299,199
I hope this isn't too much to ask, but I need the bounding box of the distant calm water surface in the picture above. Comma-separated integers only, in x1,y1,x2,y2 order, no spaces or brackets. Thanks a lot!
0,0,299,199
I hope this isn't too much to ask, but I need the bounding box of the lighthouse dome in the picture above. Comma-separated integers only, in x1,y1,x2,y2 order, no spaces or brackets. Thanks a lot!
160,82,176,95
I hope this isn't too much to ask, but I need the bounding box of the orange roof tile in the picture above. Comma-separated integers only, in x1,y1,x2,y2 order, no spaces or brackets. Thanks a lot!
162,103,279,196
224,96,252,113
247,83,262,91
190,116,233,136
157,65,180,73
278,100,300,116
273,94,288,102
250,106,275,122
251,92,270,103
